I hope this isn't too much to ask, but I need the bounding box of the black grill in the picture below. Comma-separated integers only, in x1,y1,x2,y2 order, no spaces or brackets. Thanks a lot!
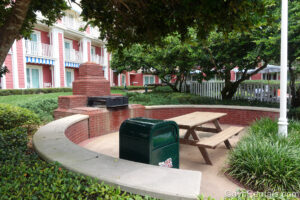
87,96,128,108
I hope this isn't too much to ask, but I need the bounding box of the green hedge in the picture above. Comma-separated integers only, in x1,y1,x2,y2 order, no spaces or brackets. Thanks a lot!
0,104,155,200
18,99,58,123
127,92,279,108
227,118,300,192
111,86,155,90
0,88,72,96
0,104,40,133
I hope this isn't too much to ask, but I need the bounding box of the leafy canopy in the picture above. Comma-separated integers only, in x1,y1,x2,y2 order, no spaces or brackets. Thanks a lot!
79,0,267,51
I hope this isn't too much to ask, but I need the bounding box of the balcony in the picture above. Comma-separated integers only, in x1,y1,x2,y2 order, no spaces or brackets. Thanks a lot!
25,40,53,58
62,16,85,32
91,54,104,65
65,49,82,63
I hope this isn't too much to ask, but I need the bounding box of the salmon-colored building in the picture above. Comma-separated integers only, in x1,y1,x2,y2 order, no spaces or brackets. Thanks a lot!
0,7,114,89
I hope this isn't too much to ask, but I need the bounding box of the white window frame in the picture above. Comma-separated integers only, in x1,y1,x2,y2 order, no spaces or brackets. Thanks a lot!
26,65,43,88
143,75,155,85
64,39,73,61
91,46,96,56
30,30,41,43
65,68,74,88
121,74,126,86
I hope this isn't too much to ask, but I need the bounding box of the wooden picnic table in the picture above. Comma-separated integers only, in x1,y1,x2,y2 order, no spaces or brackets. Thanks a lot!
167,112,244,165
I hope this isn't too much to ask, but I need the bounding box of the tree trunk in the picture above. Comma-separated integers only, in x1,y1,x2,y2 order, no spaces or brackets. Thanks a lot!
0,0,32,68
289,62,297,108
221,82,239,100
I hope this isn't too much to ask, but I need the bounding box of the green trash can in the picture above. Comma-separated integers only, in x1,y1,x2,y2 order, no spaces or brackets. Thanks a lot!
119,117,179,168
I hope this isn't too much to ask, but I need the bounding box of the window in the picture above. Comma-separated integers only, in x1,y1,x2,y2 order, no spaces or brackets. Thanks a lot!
121,74,126,86
26,66,42,88
143,75,155,85
91,46,96,56
262,73,279,80
64,40,73,61
27,31,41,55
65,68,74,87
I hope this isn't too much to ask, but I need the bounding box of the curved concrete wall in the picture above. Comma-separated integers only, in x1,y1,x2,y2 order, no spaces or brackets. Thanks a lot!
33,114,201,200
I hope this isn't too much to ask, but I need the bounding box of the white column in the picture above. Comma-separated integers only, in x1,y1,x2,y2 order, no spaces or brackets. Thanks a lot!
50,28,63,88
1,74,6,89
22,39,27,88
12,41,19,89
103,47,109,80
81,38,90,62
278,0,288,137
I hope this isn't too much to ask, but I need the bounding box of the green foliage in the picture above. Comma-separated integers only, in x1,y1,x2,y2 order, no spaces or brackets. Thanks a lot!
127,92,279,108
288,107,300,120
0,104,40,132
18,99,58,123
80,0,266,51
227,118,300,192
0,127,28,162
111,32,202,92
0,128,155,200
152,86,174,93
111,86,154,91
0,87,72,96
0,1,68,40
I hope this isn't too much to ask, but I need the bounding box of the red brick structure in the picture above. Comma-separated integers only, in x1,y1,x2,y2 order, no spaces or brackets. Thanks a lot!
54,62,145,138
73,62,110,96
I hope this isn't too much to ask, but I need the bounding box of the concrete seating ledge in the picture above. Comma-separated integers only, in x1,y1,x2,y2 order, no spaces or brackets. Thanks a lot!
33,114,201,200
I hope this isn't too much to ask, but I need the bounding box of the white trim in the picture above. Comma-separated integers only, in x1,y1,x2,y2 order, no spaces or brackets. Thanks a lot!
26,65,43,88
12,41,19,89
31,30,41,43
50,27,63,87
65,68,74,87
1,63,6,89
143,75,155,85
22,39,27,88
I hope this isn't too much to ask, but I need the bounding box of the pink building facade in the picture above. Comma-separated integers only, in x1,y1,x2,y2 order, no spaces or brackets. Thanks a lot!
0,9,114,89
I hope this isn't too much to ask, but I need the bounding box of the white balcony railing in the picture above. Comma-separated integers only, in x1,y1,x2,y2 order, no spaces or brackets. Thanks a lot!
65,49,82,63
25,40,53,58
62,16,85,32
90,26,100,38
91,54,104,65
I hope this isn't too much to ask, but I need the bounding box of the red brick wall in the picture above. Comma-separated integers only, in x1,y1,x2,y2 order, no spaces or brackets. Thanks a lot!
4,54,13,89
74,68,79,80
16,40,25,88
58,33,65,87
65,119,89,144
59,105,278,144
145,107,279,126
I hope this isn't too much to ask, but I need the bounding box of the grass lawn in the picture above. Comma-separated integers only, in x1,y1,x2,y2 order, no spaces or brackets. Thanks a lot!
0,89,126,106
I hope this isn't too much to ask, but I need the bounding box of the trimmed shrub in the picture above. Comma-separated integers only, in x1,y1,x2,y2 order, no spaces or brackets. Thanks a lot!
19,99,58,123
288,107,300,120
0,104,40,132
227,118,300,193
152,86,173,93
0,88,72,96
0,127,28,162
111,86,155,90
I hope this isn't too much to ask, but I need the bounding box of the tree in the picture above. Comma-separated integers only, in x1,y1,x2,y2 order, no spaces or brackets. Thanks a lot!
287,0,300,108
0,0,267,78
196,0,280,100
111,33,201,92
79,0,266,51
0,0,68,77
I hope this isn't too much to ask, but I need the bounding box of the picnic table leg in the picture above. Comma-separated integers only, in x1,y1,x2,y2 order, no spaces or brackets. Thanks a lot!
183,129,192,140
189,129,213,165
213,119,222,132
198,147,213,165
224,140,232,149
213,119,232,149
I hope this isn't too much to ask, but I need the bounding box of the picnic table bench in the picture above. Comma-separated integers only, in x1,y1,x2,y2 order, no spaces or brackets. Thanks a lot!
167,112,244,165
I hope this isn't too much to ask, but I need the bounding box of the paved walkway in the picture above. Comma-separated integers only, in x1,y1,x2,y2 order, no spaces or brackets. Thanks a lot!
79,126,247,199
